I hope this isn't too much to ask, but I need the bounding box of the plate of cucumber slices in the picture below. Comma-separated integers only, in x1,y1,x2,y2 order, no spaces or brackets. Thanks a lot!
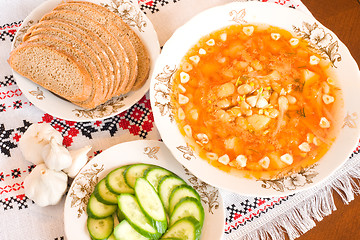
64,140,225,240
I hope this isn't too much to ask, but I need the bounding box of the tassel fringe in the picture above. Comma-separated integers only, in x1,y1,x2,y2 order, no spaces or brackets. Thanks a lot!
227,154,360,240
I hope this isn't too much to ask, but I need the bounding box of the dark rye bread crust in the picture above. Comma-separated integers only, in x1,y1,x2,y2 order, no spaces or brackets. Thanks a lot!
70,1,150,90
40,9,130,98
54,2,138,95
26,35,106,109
8,42,92,103
23,19,115,101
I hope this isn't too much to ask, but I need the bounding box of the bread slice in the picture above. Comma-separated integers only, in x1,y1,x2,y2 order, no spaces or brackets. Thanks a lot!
8,42,92,103
23,19,115,101
24,24,108,102
26,35,105,109
40,9,130,98
74,1,151,90
54,2,138,95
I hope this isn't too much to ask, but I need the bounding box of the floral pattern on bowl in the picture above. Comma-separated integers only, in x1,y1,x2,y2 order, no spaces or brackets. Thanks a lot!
102,0,147,32
293,22,341,67
152,65,177,122
260,164,319,192
68,163,104,218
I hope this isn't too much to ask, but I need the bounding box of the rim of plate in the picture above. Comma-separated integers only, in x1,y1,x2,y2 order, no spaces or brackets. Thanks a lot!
150,1,360,197
11,0,160,122
64,140,225,240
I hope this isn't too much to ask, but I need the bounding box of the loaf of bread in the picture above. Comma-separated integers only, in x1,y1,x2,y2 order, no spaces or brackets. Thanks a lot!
9,0,150,109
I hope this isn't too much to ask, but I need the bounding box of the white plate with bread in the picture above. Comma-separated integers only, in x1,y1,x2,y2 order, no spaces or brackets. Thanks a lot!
10,0,160,121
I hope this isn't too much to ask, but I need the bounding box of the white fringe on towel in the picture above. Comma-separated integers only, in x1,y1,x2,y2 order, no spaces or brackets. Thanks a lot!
228,153,360,240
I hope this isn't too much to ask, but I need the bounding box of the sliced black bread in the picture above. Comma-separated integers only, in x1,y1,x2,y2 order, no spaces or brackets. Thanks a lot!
26,35,105,109
54,2,138,95
23,19,115,101
8,42,92,103
23,24,108,102
40,9,130,98
74,0,150,90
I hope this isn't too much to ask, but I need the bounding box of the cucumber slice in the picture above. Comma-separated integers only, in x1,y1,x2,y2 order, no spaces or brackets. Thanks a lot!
87,194,117,219
117,193,161,239
144,167,173,190
169,185,201,214
158,175,186,212
87,216,114,240
94,179,118,205
169,197,205,227
116,207,125,223
161,217,201,240
106,166,135,194
107,233,116,240
135,177,167,234
160,238,182,240
114,220,150,240
124,164,152,189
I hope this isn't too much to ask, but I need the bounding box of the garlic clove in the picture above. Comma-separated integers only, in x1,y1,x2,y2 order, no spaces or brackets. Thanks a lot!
63,145,92,178
19,123,63,165
19,141,46,165
42,137,72,171
24,163,68,207
37,123,63,144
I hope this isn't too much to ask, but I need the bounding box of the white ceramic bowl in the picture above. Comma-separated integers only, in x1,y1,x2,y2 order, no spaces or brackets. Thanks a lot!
11,0,160,121
150,1,360,197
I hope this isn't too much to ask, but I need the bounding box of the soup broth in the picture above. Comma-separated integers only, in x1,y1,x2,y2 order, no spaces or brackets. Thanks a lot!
171,24,343,179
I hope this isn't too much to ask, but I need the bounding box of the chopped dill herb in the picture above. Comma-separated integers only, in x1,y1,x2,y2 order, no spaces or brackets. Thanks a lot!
297,107,306,117
294,78,305,92
235,77,242,86
236,75,249,86
249,148,260,154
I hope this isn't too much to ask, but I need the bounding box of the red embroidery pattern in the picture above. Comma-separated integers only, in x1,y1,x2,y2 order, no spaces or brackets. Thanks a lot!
0,89,23,99
0,21,22,31
225,196,289,233
39,95,154,147
0,182,24,195
0,165,34,182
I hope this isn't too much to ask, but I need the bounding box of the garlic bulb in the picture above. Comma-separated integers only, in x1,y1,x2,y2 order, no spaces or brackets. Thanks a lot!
63,145,92,178
42,137,72,171
24,163,68,207
19,123,63,164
